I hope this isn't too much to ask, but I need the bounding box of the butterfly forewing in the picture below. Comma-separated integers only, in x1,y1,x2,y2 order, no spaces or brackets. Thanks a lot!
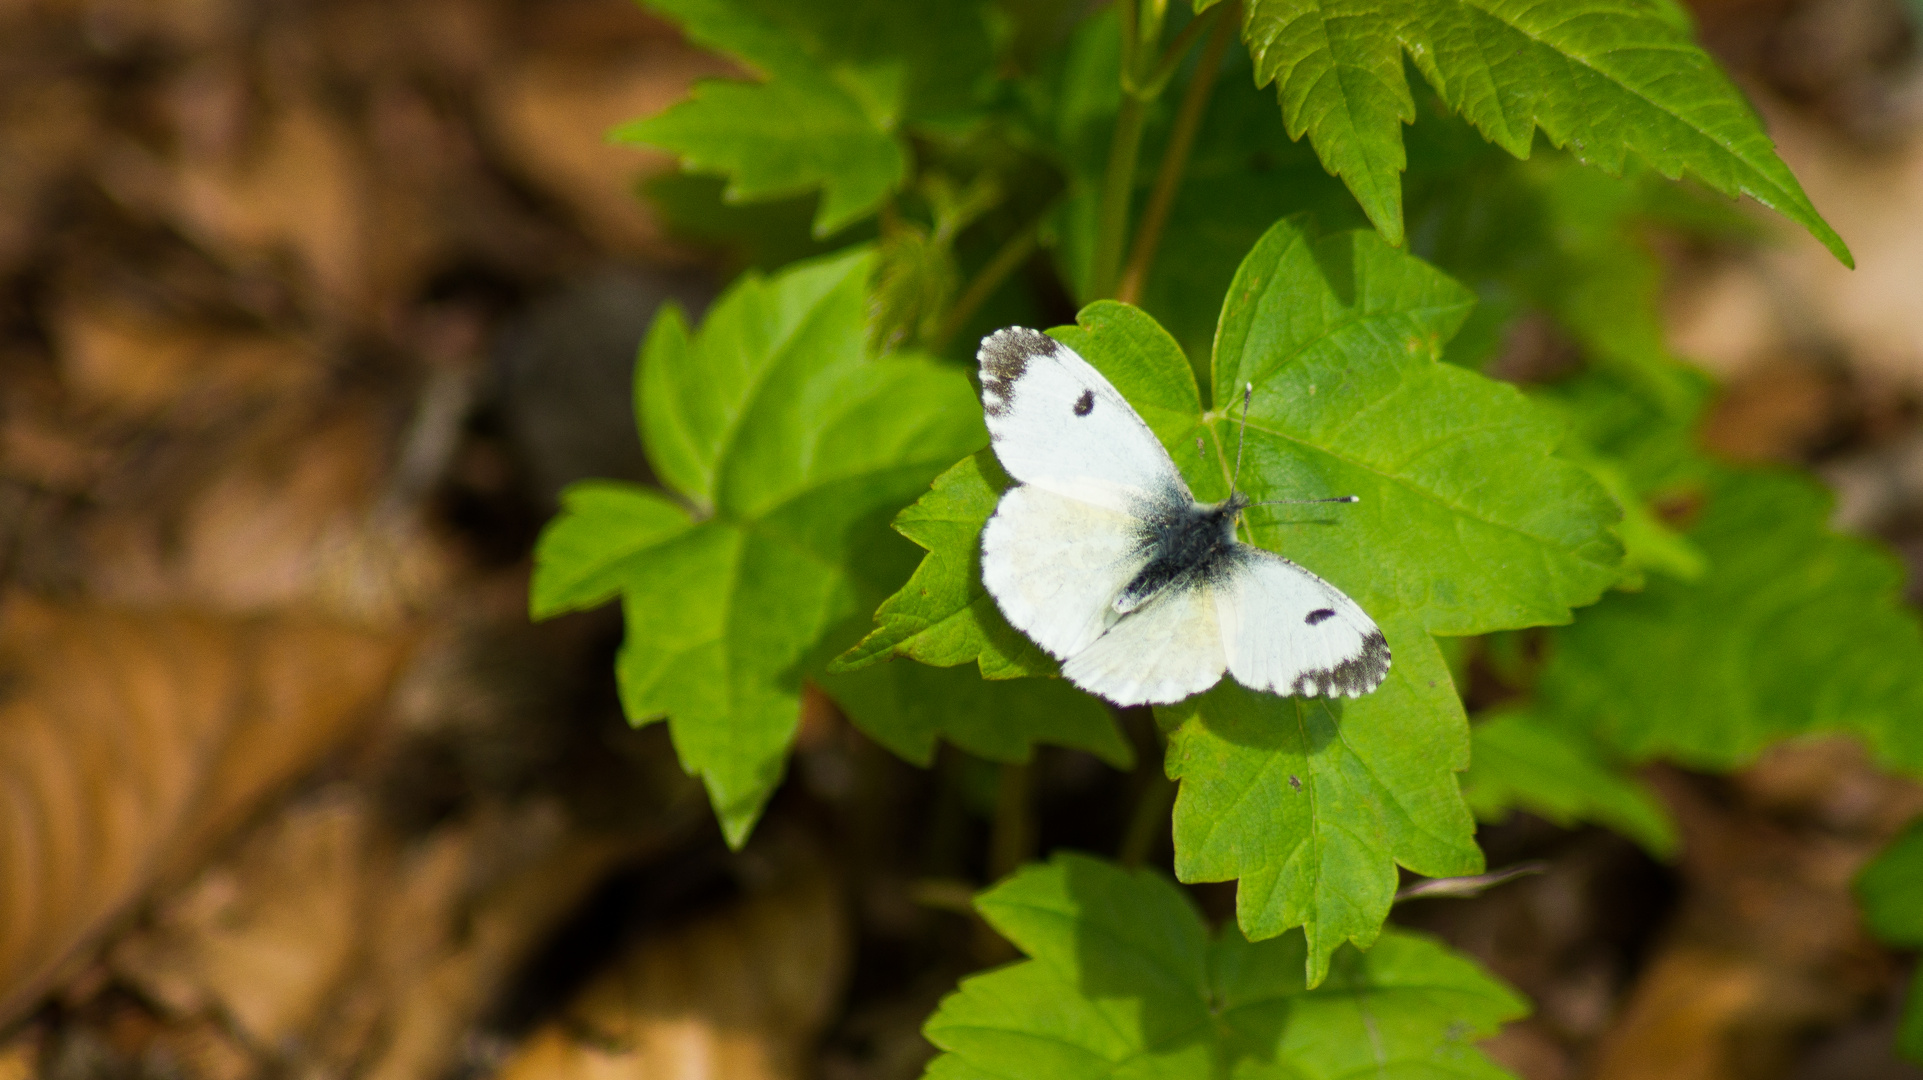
978,327,1189,514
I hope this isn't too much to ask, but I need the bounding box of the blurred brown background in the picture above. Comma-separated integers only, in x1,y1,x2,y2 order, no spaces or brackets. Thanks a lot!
1,0,1923,1079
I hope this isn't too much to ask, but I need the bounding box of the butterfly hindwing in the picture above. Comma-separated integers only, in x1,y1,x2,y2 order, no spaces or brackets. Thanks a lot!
1217,549,1389,699
1060,579,1227,706
979,484,1143,660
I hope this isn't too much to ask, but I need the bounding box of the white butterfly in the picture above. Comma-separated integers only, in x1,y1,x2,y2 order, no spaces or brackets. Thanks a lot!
977,327,1389,707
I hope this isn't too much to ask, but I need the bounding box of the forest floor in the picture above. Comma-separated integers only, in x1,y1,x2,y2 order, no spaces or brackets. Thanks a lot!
3,0,1923,1078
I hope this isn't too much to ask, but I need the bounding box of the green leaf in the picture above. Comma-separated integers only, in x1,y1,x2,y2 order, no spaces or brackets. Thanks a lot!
1857,821,1923,1063
1409,140,1723,417
617,61,905,238
922,852,1527,1079
540,248,992,845
530,482,696,618
1211,217,1623,634
1540,466,1923,773
855,216,1625,979
619,0,995,236
824,661,1133,769
1531,366,1715,497
642,173,871,271
830,453,1058,680
1558,441,1705,590
1462,708,1679,857
1236,0,1850,264
1163,628,1484,983
1176,218,1623,977
1859,820,1923,946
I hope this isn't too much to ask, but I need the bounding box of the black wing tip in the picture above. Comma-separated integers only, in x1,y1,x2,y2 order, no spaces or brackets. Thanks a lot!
1290,629,1391,699
978,327,1058,419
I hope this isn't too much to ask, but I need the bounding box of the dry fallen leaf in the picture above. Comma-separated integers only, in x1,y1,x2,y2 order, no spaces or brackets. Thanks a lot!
497,850,848,1080
0,74,96,276
1698,362,1844,463
484,11,730,258
109,773,649,1080
141,88,370,317
80,402,458,623
1588,760,1918,1080
1590,945,1771,1080
111,790,372,1049
0,599,407,1028
352,813,637,1080
0,1027,38,1080
49,297,327,422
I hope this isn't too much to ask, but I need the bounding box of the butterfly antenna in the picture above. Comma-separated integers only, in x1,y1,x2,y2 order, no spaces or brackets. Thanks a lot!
1249,495,1361,507
1231,382,1251,495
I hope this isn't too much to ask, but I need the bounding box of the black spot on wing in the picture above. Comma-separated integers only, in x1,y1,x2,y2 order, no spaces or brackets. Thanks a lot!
978,327,1056,419
1073,389,1094,416
1290,629,1390,698
1305,608,1336,625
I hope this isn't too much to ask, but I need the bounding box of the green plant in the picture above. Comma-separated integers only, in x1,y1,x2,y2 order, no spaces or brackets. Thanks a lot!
533,0,1923,1072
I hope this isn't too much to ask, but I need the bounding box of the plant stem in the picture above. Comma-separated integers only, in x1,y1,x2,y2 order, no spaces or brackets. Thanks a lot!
989,761,1034,880
1119,769,1177,870
1091,94,1150,300
1132,5,1218,99
1115,3,1236,306
935,218,1042,349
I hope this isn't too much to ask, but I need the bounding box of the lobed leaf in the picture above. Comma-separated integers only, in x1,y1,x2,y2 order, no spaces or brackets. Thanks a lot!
1539,466,1923,773
922,852,1527,1079
1461,708,1678,857
1164,628,1484,982
830,453,1058,680
1230,0,1846,263
539,248,1020,846
1233,0,1849,264
619,0,995,236
1212,217,1623,636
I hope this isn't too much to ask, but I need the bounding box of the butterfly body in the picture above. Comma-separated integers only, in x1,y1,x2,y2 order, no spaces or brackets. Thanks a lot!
1114,492,1246,615
976,327,1389,706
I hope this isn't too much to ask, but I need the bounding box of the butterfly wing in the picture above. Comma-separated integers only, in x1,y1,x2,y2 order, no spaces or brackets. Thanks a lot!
979,484,1145,660
977,327,1190,514
1059,578,1228,706
1216,548,1389,698
977,326,1193,666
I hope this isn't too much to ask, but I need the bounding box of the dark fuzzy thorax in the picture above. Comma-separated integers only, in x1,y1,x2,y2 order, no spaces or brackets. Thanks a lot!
1115,492,1250,613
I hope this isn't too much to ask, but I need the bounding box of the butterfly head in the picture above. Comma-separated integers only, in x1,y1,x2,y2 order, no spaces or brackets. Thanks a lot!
1201,490,1254,547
